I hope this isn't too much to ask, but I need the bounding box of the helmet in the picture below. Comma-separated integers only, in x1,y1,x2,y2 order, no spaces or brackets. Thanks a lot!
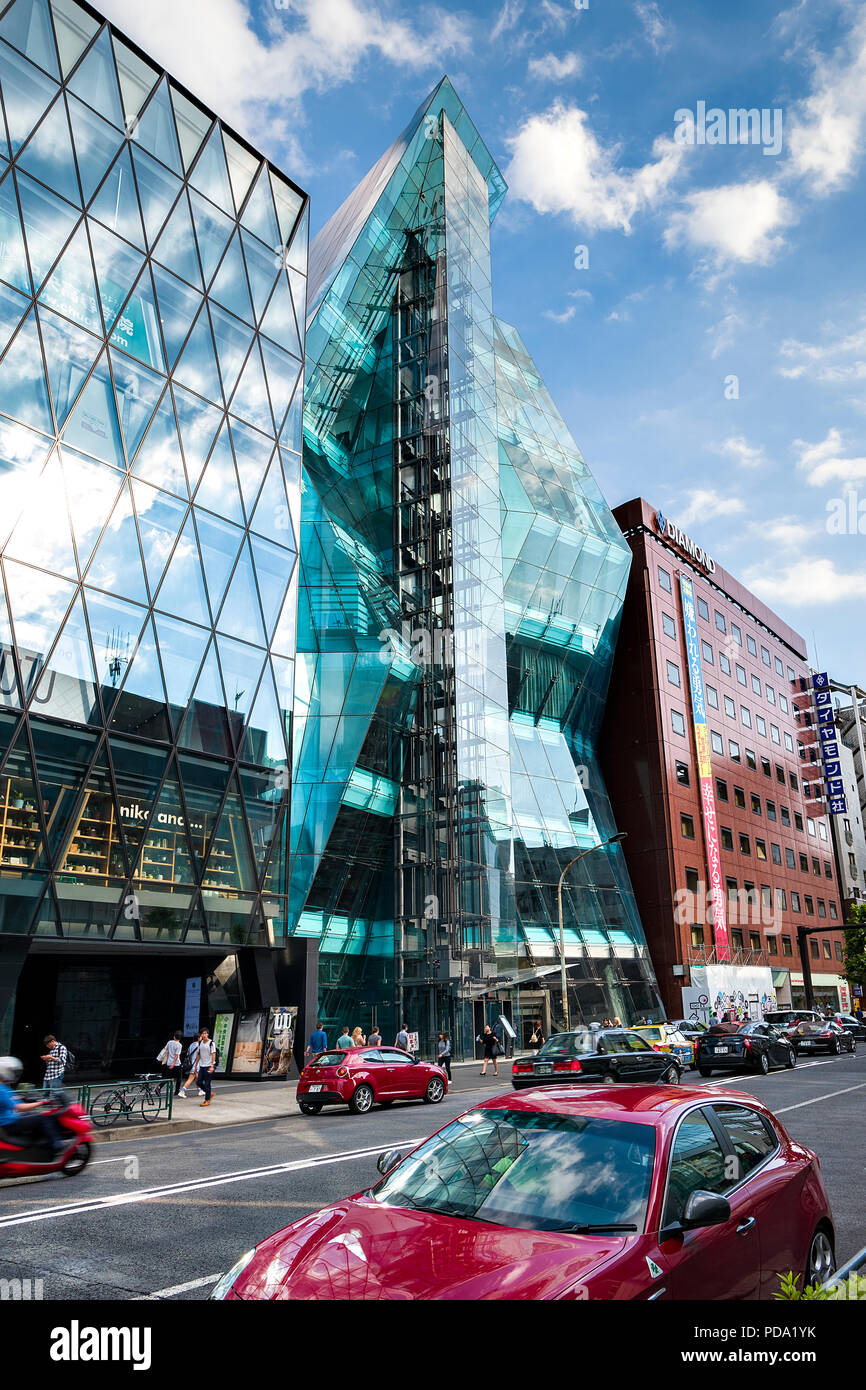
0,1056,23,1084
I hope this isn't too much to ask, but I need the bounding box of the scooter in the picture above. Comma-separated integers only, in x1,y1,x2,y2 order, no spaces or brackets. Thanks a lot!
0,1091,93,1179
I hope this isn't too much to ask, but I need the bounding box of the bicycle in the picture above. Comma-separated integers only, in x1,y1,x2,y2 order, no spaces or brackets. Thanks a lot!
89,1074,172,1127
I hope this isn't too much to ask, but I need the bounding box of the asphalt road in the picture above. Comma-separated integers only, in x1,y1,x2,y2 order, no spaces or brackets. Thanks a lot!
1,1049,864,1301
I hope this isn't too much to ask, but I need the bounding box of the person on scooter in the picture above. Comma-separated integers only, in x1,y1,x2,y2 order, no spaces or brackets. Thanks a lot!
0,1057,66,1153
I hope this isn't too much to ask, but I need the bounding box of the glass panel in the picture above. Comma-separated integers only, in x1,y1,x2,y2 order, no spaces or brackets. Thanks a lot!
209,228,253,323
216,537,266,646
222,130,258,212
129,757,196,885
193,507,243,613
216,633,265,746
88,146,144,247
240,663,288,769
210,302,253,401
130,478,185,594
109,349,164,457
17,94,80,204
83,480,148,604
87,219,145,341
260,337,300,433
17,168,78,289
151,262,200,368
29,718,99,864
240,166,279,248
0,724,47,873
151,188,201,287
107,735,169,873
260,273,301,359
270,172,303,246
188,187,233,285
0,40,57,153
249,534,292,642
4,448,77,578
177,638,230,757
111,35,158,128
152,612,208,732
192,420,243,522
188,123,233,213
108,614,169,740
0,0,61,78
67,26,123,130
250,450,291,545
229,341,272,432
38,220,100,331
0,420,53,550
203,772,257,894
55,741,126,884
130,145,181,247
240,228,278,321
56,873,124,938
38,307,98,430
61,349,125,467
240,762,284,879
110,264,165,370
132,76,181,174
175,749,230,876
153,514,210,628
0,586,22,709
229,417,271,516
0,305,52,433
50,0,99,79
59,445,123,570
29,587,100,724
82,586,146,712
171,383,222,490
172,303,222,403
131,387,186,497
0,172,31,292
67,93,122,202
170,86,210,173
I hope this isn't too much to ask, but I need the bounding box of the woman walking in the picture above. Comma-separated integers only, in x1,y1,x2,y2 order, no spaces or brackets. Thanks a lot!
437,1031,452,1081
157,1030,183,1095
351,1026,366,1046
178,1032,204,1099
477,1024,499,1077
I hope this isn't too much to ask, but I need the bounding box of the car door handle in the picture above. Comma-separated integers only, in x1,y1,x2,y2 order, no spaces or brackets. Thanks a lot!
737,1217,756,1235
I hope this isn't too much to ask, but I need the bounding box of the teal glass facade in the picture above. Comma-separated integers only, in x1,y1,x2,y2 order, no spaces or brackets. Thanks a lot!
0,0,307,1045
293,78,662,1053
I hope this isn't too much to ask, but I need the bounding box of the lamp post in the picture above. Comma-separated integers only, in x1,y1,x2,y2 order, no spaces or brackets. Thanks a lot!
557,832,627,1032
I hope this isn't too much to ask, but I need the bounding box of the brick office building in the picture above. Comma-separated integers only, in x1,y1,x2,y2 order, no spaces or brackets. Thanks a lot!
600,499,849,1021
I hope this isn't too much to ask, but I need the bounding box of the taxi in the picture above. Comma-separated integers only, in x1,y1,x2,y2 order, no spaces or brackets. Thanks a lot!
630,1023,694,1070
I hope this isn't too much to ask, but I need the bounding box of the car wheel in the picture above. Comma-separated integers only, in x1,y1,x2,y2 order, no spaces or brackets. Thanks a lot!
601,1072,618,1084
756,1051,770,1075
60,1141,90,1176
833,1038,841,1055
786,1048,796,1068
662,1065,680,1085
349,1083,374,1115
698,1067,712,1078
805,1225,835,1286
424,1077,445,1104
299,1101,322,1115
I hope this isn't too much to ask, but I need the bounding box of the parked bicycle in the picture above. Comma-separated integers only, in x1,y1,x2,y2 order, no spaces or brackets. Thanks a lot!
89,1074,172,1127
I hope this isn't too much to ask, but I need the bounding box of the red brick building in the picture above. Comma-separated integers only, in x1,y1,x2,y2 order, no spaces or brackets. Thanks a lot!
600,498,849,1021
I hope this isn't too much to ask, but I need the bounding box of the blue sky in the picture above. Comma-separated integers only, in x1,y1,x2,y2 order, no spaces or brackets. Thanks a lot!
100,0,866,680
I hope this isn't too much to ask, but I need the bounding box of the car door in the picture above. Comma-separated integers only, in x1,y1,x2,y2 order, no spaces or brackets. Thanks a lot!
377,1048,421,1097
660,1108,761,1300
595,1032,638,1080
757,1025,789,1067
626,1032,669,1080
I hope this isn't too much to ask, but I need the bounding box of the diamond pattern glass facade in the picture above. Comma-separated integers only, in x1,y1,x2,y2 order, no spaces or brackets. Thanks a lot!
294,78,662,1054
0,0,306,989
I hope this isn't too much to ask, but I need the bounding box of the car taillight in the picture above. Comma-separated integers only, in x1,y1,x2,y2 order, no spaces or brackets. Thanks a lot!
512,1063,532,1074
553,1058,582,1072
818,1032,833,1039
743,1039,751,1049
336,1066,349,1077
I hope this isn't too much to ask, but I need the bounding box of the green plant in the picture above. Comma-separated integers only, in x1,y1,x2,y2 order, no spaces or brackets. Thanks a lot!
841,902,866,996
773,1270,832,1301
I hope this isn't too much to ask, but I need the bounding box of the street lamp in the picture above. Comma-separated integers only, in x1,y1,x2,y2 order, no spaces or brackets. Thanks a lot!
557,831,628,1032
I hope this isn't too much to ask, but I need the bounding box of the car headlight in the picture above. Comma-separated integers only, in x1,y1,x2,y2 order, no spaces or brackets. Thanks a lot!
210,1248,256,1300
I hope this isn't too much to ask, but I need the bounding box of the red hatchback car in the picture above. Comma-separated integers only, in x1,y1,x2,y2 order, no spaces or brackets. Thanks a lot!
297,1046,447,1115
213,1084,835,1300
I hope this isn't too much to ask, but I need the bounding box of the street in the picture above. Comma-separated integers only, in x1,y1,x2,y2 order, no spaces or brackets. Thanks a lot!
2,1051,865,1301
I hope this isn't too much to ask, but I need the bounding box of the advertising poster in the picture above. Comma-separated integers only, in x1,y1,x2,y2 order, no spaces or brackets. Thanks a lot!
231,1011,267,1074
678,574,731,961
212,1013,235,1075
682,965,776,1025
183,977,202,1035
262,1006,298,1079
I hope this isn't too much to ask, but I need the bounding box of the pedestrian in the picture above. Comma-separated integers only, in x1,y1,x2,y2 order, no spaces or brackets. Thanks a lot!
602,1017,613,1029
437,1032,452,1081
305,1021,328,1059
157,1030,183,1095
368,1025,382,1046
477,1024,499,1076
179,1033,204,1099
612,1016,623,1028
395,1022,410,1052
336,1025,353,1048
0,1056,65,1154
351,1026,366,1046
196,1028,216,1106
41,1034,68,1097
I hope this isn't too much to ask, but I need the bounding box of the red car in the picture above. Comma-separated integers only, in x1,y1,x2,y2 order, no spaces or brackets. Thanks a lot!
296,1046,447,1115
212,1084,835,1300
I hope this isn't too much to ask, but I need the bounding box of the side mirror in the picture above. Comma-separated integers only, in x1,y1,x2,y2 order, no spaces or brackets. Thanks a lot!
682,1189,731,1229
376,1149,403,1176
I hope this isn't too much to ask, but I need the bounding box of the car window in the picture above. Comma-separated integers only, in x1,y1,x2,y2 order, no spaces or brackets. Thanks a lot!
599,1033,638,1053
377,1049,413,1063
307,1051,349,1067
663,1111,731,1226
538,1033,595,1057
358,1049,385,1063
636,1028,662,1041
711,1105,777,1181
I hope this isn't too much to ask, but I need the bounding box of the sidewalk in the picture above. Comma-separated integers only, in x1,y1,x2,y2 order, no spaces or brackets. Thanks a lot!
92,1081,300,1143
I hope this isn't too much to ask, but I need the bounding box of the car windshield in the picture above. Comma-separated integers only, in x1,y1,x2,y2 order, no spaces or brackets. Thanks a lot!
634,1027,663,1041
371,1108,656,1232
537,1032,596,1057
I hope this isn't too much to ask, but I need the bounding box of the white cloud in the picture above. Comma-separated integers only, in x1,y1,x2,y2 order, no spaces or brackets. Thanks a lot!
633,1,674,54
787,8,866,196
664,180,792,267
94,0,469,166
528,51,583,82
748,514,813,548
746,556,866,605
492,0,523,40
505,102,685,233
707,309,743,359
795,428,866,486
675,489,745,528
779,309,866,383
715,435,766,469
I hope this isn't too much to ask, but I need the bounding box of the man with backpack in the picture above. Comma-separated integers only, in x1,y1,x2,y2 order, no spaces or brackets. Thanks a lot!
41,1034,69,1096
196,1029,217,1107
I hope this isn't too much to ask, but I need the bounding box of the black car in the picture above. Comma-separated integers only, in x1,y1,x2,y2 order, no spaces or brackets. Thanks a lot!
667,1017,709,1046
829,1012,866,1042
696,1021,796,1077
511,1028,682,1089
762,1009,825,1041
791,1020,856,1056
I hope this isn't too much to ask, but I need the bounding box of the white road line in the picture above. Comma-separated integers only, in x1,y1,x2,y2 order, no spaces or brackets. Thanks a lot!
775,1082,866,1115
89,1156,138,1167
139,1274,222,1300
0,1137,426,1231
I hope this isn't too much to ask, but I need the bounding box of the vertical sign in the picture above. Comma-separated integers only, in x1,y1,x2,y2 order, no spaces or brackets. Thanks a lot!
678,576,730,961
183,977,202,1035
811,673,847,813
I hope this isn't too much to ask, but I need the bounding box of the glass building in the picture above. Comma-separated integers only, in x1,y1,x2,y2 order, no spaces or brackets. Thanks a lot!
0,0,308,1071
292,78,662,1055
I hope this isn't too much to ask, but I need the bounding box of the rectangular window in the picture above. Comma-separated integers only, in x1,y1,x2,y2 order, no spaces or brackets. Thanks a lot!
731,623,742,645
697,596,709,621
756,715,767,736
784,732,794,752
780,694,789,714
662,612,676,639
755,839,767,861
834,940,843,960
719,652,731,675
776,764,785,783
745,749,757,770
715,611,727,633
658,566,672,593
736,664,747,686
747,634,757,656
721,826,734,851
770,724,781,745
782,935,792,956
761,645,771,667
667,660,681,687
750,931,761,952
766,685,776,706
771,843,782,866
829,902,838,921
750,793,761,814
734,786,746,808
671,709,686,736
810,938,819,959
823,860,832,878
817,899,827,918
807,817,816,836
787,666,795,683
761,757,771,777
739,833,751,855
706,684,719,709
818,821,828,842
812,856,821,876
776,888,786,910
732,929,744,952
775,656,784,676
794,811,803,831
711,730,724,754
741,706,752,728
804,895,814,915
791,892,801,912
729,741,741,762
822,939,831,958
681,813,695,840
701,640,714,665
751,674,762,695
800,853,808,872
780,806,790,827
724,695,736,719
685,867,700,893
716,778,729,801
691,924,705,948
675,761,690,786
767,936,778,955
785,848,795,869
766,800,776,820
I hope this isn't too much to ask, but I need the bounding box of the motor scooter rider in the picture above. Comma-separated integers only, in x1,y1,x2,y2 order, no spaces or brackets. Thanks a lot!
0,1057,66,1153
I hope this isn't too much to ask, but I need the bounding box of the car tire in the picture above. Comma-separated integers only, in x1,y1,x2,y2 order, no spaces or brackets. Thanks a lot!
349,1083,374,1115
601,1072,618,1084
698,1067,712,1077
756,1051,770,1075
662,1065,680,1084
299,1101,322,1115
833,1038,841,1055
786,1048,796,1068
805,1225,835,1287
424,1077,445,1104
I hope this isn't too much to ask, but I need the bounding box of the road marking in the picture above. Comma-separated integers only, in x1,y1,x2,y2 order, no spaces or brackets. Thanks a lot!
775,1082,866,1115
0,1137,426,1231
89,1156,137,1167
140,1273,222,1300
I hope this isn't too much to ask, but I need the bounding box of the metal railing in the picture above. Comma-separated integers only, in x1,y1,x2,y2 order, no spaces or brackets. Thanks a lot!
87,1075,175,1128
